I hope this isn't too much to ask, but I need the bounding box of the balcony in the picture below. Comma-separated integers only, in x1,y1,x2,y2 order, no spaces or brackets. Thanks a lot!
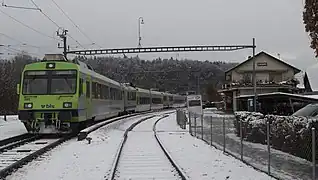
221,78,299,90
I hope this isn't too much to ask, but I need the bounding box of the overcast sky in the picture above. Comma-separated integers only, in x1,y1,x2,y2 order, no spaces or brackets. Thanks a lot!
0,0,316,71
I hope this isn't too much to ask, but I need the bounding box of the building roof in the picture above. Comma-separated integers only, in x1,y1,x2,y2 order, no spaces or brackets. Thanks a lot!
225,51,301,74
236,92,318,102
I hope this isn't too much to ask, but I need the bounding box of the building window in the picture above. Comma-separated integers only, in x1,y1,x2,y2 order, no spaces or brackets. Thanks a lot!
226,74,231,81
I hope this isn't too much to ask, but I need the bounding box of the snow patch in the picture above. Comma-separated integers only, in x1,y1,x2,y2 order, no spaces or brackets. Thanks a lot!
157,113,273,180
0,115,27,141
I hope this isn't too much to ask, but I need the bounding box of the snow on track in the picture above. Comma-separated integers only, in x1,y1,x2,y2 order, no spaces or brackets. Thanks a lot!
156,113,274,180
6,114,153,180
115,116,181,180
0,138,59,170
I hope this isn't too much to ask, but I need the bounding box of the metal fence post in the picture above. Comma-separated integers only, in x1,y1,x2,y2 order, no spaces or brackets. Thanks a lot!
312,127,316,180
201,114,204,140
194,115,197,137
176,110,179,126
210,116,213,145
223,116,226,152
240,116,243,161
183,111,187,129
188,112,192,135
267,121,271,175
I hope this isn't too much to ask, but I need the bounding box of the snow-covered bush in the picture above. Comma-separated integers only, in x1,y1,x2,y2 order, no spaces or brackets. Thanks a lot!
234,111,318,161
234,111,266,143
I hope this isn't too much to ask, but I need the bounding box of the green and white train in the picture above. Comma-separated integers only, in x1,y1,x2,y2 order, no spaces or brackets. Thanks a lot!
17,54,186,133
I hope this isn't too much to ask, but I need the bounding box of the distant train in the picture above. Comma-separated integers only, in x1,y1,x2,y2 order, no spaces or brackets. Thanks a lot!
16,54,186,133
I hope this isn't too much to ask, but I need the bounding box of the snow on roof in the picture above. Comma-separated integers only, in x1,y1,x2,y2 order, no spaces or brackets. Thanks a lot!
236,92,318,101
306,63,318,91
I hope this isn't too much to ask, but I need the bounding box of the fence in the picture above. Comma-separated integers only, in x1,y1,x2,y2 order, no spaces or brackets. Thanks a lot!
176,109,317,180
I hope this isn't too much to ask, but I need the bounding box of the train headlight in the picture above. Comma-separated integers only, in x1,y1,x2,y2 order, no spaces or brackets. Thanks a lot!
24,103,33,109
63,102,72,108
46,63,55,69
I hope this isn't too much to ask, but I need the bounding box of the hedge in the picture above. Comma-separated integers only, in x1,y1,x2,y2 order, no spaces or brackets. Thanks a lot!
234,111,318,161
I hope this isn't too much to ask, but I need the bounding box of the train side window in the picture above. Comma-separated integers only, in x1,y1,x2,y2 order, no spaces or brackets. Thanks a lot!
97,83,102,99
92,82,96,98
133,92,136,100
105,86,109,99
101,85,105,99
79,78,83,96
93,82,98,99
97,83,101,99
110,88,114,100
86,81,90,98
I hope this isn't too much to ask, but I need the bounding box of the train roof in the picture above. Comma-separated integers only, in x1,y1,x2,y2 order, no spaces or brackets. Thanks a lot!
122,83,137,91
77,60,122,87
136,87,150,93
150,90,163,95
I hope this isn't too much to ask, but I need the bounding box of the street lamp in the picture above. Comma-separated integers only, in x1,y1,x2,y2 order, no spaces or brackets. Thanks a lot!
138,17,144,48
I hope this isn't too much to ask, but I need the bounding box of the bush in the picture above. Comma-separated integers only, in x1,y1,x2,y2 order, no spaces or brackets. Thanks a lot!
234,111,318,161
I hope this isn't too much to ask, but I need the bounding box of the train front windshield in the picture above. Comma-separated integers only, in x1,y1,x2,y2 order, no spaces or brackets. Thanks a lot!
22,70,77,95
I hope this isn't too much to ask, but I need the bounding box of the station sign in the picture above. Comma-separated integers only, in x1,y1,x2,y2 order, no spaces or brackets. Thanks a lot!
187,95,203,116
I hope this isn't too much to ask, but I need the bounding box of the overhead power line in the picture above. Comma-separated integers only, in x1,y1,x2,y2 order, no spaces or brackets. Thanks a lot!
68,34,85,49
0,9,58,40
1,0,40,10
3,46,40,56
0,32,41,49
30,0,60,28
50,0,102,48
29,0,86,50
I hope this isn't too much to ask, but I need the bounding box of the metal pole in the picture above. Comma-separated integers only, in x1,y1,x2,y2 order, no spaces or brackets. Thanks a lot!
223,116,226,152
252,38,257,112
194,115,197,137
188,111,192,135
210,116,213,145
240,116,243,160
312,127,316,180
267,121,271,175
201,114,204,140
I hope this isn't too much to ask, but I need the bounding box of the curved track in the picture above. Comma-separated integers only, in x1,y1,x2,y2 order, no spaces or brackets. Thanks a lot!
108,114,188,180
0,112,153,179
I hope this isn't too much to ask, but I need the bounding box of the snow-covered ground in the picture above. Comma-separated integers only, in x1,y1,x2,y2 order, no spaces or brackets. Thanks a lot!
0,115,27,141
6,114,153,180
4,111,273,180
157,113,274,180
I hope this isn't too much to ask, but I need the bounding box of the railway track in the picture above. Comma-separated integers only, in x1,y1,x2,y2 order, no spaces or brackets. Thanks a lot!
0,134,72,179
0,109,177,179
107,114,188,180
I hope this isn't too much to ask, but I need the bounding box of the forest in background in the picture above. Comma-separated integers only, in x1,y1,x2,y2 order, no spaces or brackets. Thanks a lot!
0,53,237,114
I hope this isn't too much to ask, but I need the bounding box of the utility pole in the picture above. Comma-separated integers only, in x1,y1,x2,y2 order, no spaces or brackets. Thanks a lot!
57,28,69,59
252,38,257,112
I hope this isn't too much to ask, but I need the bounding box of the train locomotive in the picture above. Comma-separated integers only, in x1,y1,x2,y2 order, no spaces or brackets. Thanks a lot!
17,54,186,133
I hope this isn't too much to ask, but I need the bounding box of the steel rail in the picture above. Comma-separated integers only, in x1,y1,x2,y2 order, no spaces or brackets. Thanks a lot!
108,115,156,180
153,115,189,180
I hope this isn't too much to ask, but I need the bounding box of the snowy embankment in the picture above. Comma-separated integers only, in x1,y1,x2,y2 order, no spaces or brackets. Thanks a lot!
156,113,274,180
0,115,27,141
6,114,152,180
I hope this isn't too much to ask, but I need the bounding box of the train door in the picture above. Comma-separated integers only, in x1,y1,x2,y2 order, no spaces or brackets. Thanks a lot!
85,77,92,119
